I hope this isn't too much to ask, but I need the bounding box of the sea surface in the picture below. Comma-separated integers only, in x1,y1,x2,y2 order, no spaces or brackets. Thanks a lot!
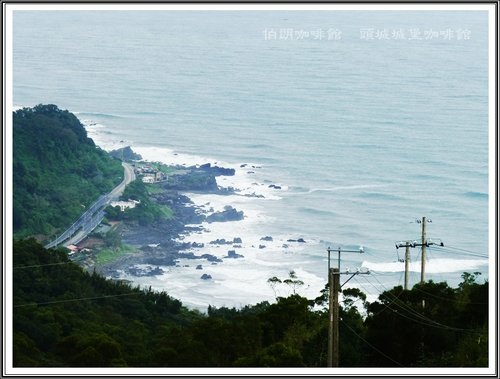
12,10,490,310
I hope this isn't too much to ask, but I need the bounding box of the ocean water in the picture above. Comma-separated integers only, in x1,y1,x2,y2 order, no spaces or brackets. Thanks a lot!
12,10,490,309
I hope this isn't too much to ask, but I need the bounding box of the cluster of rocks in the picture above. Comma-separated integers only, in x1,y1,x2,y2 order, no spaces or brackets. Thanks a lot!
206,206,244,223
125,265,164,277
209,237,242,245
198,162,235,176
109,146,143,161
240,163,261,169
96,149,314,286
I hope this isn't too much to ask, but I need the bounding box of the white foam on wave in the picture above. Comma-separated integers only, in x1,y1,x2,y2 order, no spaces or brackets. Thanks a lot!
289,183,390,197
133,145,285,200
362,258,489,274
119,247,327,310
80,119,128,151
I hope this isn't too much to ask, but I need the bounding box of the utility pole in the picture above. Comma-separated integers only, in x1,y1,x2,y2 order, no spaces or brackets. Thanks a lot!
420,216,427,284
404,242,410,290
328,267,334,367
395,217,443,289
326,246,368,367
332,267,340,367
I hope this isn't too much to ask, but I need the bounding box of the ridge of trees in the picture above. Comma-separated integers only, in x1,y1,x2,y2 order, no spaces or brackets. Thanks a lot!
13,239,488,367
13,104,124,240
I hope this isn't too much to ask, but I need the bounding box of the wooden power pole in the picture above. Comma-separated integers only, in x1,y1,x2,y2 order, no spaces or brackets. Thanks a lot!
326,247,367,367
404,242,410,290
328,268,340,367
328,268,334,367
332,267,340,367
420,216,427,284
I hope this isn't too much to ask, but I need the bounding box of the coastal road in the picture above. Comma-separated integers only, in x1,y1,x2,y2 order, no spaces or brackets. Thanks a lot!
45,162,136,248
108,161,136,201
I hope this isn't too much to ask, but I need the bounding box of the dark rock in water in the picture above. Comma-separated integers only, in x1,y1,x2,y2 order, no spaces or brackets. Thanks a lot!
199,163,235,176
179,252,197,259
206,206,244,223
227,250,244,258
259,245,266,249
217,186,236,195
268,184,282,190
247,171,255,174
196,264,203,270
282,244,289,249
126,265,164,277
109,146,142,161
244,193,265,198
287,238,306,243
261,236,273,241
163,170,219,192
201,273,212,280
150,266,164,275
240,164,247,168
191,242,205,248
233,245,242,248
143,254,176,267
209,238,232,245
233,237,243,244
200,254,223,263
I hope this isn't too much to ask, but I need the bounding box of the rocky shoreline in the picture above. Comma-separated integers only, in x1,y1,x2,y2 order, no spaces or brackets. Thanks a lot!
77,159,259,280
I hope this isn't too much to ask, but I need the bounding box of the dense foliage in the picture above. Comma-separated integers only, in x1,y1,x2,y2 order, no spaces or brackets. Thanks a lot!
105,179,172,226
13,240,488,367
13,104,124,239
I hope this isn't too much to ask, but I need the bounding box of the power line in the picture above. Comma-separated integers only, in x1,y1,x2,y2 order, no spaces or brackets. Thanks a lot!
368,276,480,333
433,246,488,259
412,286,488,305
13,261,73,269
340,319,404,367
14,292,138,308
438,245,488,257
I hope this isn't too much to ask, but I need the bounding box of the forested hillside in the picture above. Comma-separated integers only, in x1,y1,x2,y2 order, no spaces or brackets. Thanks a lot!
13,104,123,239
13,239,488,367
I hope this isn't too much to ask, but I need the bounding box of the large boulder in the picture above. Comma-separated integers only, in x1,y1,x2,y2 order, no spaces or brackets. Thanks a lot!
109,146,142,161
206,206,244,223
227,250,244,259
199,163,235,176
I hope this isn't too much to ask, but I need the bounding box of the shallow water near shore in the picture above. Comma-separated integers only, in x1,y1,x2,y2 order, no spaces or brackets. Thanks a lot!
13,10,490,310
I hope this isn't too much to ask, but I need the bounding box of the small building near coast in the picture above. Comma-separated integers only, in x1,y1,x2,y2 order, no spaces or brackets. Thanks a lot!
110,199,140,211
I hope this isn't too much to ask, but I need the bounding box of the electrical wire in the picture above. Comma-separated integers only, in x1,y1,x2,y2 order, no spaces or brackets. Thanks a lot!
432,245,488,259
13,261,73,269
367,276,480,333
340,319,404,367
412,286,488,305
13,292,138,308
